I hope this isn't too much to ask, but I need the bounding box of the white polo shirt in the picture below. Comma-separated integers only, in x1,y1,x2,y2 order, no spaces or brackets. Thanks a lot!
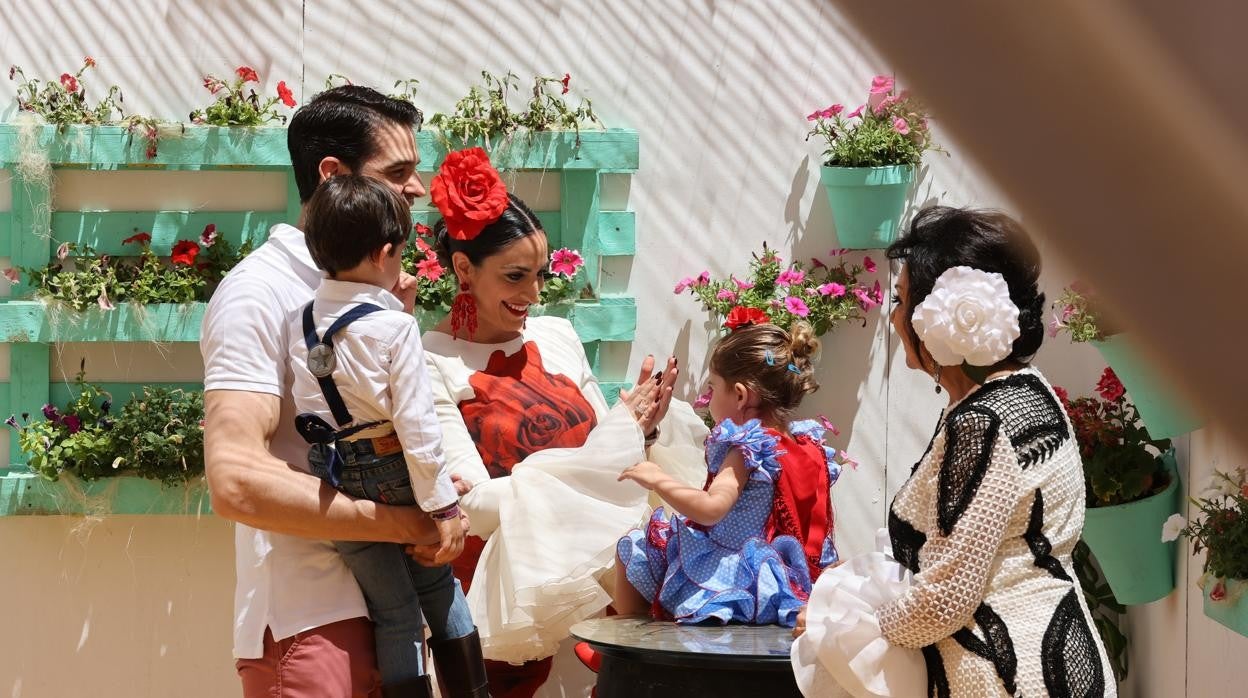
201,223,368,659
287,279,458,512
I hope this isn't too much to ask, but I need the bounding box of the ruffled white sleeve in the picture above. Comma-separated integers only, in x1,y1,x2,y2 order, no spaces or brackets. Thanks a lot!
790,530,926,698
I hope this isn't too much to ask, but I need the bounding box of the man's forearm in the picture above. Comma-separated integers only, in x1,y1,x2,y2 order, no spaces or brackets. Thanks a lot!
209,453,440,544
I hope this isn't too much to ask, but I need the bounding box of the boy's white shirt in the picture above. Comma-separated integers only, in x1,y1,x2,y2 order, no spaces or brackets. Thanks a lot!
287,277,458,512
201,223,369,659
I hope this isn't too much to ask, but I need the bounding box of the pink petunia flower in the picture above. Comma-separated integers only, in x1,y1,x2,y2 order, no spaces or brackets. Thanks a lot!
863,256,877,273
818,282,846,297
853,287,878,310
56,242,71,261
806,109,822,122
870,280,883,305
869,75,895,95
97,289,115,311
892,117,910,135
693,388,713,410
716,289,738,302
732,276,754,290
776,268,806,286
2,268,19,284
695,270,711,286
549,248,584,277
785,296,810,317
1047,314,1065,338
673,277,695,294
820,104,844,119
810,257,826,270
846,104,864,119
817,415,841,437
829,248,849,257
199,223,218,247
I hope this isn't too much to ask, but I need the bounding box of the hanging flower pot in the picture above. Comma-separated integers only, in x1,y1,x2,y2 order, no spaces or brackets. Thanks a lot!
1081,451,1180,605
1092,334,1203,438
819,165,914,249
1201,575,1248,638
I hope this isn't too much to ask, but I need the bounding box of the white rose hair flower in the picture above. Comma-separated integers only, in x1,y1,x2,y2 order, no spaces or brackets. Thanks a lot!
911,266,1021,367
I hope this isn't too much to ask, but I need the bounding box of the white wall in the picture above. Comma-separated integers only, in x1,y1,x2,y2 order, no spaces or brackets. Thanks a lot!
0,1,1242,696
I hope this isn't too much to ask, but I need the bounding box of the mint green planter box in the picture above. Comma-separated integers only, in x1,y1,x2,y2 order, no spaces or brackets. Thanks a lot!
1203,578,1248,638
1081,451,1180,604
819,164,914,249
1092,335,1203,438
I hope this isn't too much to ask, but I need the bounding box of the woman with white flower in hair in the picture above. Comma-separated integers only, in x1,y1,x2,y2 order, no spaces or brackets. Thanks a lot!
790,207,1116,698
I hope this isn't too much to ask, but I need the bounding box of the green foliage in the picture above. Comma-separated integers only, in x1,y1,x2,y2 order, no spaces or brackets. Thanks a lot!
427,71,602,149
190,66,295,126
6,369,204,485
1052,287,1107,343
1061,367,1172,507
8,58,124,127
19,228,252,309
677,244,880,337
1072,541,1129,683
805,76,939,167
1177,469,1248,581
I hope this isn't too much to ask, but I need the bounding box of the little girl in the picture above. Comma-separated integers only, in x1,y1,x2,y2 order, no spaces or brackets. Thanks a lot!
613,321,840,626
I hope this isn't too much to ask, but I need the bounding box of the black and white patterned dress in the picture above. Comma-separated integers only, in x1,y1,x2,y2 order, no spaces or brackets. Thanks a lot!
880,368,1116,697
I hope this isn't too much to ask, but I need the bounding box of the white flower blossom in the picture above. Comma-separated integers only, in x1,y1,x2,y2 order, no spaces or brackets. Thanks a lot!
911,266,1021,366
1161,513,1187,542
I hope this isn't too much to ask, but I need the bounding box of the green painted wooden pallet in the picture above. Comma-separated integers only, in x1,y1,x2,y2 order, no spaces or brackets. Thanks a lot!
0,124,639,515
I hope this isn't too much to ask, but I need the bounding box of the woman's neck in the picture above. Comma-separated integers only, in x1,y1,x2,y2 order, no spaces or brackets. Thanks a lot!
941,361,1026,405
433,317,522,345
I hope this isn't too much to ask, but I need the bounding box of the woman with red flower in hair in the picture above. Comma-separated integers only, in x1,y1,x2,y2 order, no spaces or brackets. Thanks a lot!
416,147,686,697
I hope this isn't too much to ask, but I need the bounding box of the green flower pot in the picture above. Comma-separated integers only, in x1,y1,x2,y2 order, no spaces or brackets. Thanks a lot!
1081,451,1180,605
1203,577,1248,638
819,164,914,249
1092,334,1203,438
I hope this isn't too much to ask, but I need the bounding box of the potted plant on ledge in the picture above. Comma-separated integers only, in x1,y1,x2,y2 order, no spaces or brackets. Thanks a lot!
1163,467,1248,638
1052,285,1203,438
805,74,941,249
1058,367,1179,605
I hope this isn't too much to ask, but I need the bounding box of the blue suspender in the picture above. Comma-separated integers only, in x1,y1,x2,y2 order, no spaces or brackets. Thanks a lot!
295,301,387,488
301,301,385,427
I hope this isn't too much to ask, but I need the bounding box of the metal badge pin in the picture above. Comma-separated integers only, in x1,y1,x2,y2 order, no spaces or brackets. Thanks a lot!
307,342,337,378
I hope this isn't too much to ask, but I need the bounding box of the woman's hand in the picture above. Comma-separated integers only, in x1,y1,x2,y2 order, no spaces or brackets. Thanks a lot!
793,604,808,638
618,354,679,435
617,460,666,490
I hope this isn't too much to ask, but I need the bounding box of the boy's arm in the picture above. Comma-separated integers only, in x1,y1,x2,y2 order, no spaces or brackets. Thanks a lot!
388,321,460,513
204,389,440,544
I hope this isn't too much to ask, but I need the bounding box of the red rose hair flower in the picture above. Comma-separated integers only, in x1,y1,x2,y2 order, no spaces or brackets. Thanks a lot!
723,305,769,331
123,232,152,245
235,66,259,83
430,147,509,241
277,80,296,108
171,240,201,266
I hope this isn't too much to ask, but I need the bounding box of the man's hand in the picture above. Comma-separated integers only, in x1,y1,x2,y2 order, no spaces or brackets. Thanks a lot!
407,510,471,566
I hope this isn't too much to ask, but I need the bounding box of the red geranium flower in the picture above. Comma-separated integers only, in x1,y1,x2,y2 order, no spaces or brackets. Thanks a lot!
1053,385,1070,407
60,73,78,92
84,56,96,68
277,80,296,107
416,257,444,281
1095,367,1126,403
429,147,509,241
123,232,152,245
235,66,259,83
724,305,769,331
171,240,201,266
561,73,571,94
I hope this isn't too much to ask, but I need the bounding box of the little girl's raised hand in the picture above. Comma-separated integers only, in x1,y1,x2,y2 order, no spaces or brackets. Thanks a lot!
618,461,665,490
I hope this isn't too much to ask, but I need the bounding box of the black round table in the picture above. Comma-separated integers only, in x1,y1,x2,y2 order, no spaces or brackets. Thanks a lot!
570,616,803,698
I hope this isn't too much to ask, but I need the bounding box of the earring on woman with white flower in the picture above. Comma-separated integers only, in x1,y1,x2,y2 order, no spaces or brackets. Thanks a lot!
911,265,1022,377
933,364,942,394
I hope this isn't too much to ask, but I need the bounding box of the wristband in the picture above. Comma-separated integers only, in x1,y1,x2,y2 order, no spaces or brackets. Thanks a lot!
644,428,660,447
430,504,462,521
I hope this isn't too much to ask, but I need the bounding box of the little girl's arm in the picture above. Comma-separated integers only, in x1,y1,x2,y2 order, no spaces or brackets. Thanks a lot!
619,449,749,526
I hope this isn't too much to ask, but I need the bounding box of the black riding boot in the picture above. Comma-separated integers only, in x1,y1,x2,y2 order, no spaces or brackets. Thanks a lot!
429,628,491,698
381,673,434,698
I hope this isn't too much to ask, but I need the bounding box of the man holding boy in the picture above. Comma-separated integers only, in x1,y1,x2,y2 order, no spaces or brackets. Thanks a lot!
201,86,456,697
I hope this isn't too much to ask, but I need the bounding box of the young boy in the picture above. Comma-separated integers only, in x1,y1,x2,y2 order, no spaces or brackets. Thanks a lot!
288,174,486,697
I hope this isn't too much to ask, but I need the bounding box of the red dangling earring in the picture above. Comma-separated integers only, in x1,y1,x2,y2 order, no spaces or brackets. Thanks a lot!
450,281,478,340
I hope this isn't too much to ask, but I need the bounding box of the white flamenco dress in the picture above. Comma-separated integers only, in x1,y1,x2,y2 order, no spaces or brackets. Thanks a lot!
790,530,926,698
